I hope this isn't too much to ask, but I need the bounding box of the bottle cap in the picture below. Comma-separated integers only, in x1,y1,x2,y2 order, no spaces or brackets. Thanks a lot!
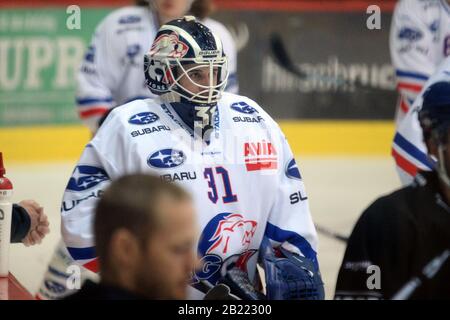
0,152,5,176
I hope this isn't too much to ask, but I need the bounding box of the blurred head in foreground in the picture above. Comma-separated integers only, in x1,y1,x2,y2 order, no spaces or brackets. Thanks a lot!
94,173,198,299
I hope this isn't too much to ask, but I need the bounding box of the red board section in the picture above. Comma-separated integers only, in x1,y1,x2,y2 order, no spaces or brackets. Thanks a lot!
0,273,34,300
215,0,396,12
0,0,397,12
0,0,132,8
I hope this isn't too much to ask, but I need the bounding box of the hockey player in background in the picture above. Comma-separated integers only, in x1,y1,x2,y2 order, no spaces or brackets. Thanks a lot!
59,16,323,300
392,57,450,186
335,81,450,300
76,0,238,133
390,0,450,183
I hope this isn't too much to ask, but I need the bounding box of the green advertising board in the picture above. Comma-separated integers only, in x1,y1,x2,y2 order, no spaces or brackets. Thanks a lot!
0,8,114,127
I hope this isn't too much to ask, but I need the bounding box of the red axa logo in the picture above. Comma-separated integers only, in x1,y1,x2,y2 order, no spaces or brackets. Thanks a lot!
207,213,257,255
244,140,278,171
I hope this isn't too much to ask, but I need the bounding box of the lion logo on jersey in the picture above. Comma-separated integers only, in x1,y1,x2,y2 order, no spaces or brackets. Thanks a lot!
194,213,258,284
200,213,257,256
207,214,257,254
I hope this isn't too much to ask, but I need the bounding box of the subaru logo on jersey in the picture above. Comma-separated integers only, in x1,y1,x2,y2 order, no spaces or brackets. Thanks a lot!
244,140,278,171
147,149,186,169
398,27,423,42
195,213,258,284
44,280,67,295
118,15,141,24
130,125,170,137
160,171,196,182
66,166,109,192
286,158,302,180
128,112,159,125
230,102,258,114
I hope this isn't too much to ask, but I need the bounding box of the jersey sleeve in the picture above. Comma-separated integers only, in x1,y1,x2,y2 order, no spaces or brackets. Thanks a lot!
392,98,433,185
334,195,414,300
76,16,123,133
263,125,319,272
390,0,435,117
10,204,31,243
60,111,127,272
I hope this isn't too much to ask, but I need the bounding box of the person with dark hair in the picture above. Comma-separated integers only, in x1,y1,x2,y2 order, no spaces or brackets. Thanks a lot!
189,0,213,20
335,81,450,300
65,174,198,300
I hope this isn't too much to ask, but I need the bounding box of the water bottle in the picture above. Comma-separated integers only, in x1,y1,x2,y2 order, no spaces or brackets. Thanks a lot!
0,152,13,277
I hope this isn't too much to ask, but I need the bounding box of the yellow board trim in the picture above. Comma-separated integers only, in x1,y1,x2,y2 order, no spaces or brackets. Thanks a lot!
0,125,91,163
0,121,395,163
280,120,395,156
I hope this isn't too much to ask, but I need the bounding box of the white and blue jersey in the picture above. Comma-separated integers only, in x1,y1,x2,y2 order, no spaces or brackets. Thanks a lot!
390,0,450,124
392,56,450,185
76,6,239,133
61,92,320,296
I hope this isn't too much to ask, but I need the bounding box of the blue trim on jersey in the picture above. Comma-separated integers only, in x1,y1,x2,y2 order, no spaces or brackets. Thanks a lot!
76,97,113,106
264,222,318,271
48,266,70,279
396,70,429,82
67,246,96,261
393,133,434,169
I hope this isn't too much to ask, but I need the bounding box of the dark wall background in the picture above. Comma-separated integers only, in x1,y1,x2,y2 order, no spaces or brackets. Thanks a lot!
214,8,396,120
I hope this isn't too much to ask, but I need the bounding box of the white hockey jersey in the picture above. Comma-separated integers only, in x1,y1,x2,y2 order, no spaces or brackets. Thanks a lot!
390,0,450,124
76,6,238,132
61,92,319,292
392,56,450,185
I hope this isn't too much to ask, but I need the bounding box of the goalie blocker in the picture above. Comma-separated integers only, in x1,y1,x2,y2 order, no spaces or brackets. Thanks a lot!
201,236,324,300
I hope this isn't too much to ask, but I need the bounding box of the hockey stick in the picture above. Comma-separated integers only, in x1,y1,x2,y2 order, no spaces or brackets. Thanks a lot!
269,33,391,92
315,224,348,243
269,33,308,79
391,249,450,300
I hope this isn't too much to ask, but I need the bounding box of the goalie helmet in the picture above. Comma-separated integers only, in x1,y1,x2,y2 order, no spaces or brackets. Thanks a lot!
144,15,228,105
419,81,450,187
419,81,450,143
